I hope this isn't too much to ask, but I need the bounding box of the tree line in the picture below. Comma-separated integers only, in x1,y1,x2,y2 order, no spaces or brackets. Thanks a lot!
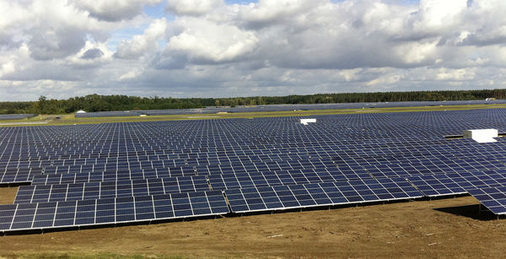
1,89,505,115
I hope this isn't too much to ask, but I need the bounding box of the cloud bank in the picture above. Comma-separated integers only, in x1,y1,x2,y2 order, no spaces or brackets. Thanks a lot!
1,0,506,101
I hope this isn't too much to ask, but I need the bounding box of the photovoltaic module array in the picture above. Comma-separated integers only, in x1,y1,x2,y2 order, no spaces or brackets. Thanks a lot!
2,108,506,234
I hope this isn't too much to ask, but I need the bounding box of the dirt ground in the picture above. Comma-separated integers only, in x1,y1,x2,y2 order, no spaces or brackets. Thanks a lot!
0,187,17,205
0,189,505,258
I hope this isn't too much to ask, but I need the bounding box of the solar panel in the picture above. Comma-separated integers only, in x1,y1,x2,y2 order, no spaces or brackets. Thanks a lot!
0,114,36,120
2,108,506,233
0,190,229,233
15,176,213,204
466,187,506,215
407,170,506,198
225,178,423,213
407,175,467,197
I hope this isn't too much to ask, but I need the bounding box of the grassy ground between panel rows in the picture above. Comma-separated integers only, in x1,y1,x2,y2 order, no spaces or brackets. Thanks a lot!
1,103,506,127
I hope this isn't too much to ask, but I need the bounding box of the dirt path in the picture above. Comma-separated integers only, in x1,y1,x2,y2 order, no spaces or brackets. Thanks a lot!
0,196,504,258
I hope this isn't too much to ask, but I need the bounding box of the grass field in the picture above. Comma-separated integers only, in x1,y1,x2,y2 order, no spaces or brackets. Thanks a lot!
2,103,506,127
1,104,506,258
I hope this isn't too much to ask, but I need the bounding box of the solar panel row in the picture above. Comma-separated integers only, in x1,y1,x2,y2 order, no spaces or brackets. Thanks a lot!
225,177,422,213
5,111,506,162
0,190,229,232
467,187,506,215
408,170,506,197
15,176,211,204
0,114,36,120
2,108,506,234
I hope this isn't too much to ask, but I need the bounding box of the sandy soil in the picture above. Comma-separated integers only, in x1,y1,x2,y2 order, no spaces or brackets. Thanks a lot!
0,195,504,258
0,187,17,204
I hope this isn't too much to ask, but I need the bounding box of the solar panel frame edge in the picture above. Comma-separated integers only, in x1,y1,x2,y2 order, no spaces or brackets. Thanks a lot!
465,187,506,216
226,193,422,214
0,191,230,234
1,209,231,234
225,180,425,214
406,176,468,198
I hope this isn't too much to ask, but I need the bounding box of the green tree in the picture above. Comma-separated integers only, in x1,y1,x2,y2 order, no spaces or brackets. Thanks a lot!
38,95,47,114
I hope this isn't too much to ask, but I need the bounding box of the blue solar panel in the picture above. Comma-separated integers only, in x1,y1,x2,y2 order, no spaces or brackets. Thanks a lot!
467,187,506,215
0,114,36,120
225,178,423,213
2,107,506,233
407,175,467,197
15,176,214,204
0,190,229,233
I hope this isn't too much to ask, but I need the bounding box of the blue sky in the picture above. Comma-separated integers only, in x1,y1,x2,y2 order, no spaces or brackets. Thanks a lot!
1,0,505,102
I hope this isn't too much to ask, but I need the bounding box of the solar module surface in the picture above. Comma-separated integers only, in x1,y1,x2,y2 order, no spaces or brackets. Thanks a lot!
2,108,506,233
0,114,36,120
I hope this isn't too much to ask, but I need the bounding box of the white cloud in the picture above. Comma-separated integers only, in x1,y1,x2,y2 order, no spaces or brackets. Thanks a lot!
164,17,258,63
0,43,30,78
119,69,143,81
0,0,112,61
3,0,506,102
240,0,324,25
166,0,225,16
416,0,468,29
435,68,475,81
72,0,163,21
115,18,168,59
0,1,31,48
339,69,363,82
395,41,439,65
367,73,402,87
65,41,113,67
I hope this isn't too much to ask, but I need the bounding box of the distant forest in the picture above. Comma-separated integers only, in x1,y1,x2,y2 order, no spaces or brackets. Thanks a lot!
1,89,505,115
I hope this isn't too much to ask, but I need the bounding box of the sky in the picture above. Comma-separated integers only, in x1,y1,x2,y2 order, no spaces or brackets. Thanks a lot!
1,0,506,102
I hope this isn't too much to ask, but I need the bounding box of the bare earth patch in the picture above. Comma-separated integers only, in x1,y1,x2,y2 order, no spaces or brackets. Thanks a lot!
0,187,17,204
0,196,504,258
